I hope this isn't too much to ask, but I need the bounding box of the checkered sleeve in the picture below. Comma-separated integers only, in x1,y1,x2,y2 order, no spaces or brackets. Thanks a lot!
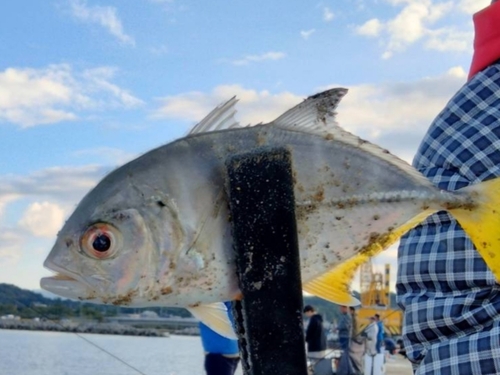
397,63,500,375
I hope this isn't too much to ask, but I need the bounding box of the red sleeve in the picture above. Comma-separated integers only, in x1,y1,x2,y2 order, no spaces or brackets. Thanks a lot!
468,1,500,79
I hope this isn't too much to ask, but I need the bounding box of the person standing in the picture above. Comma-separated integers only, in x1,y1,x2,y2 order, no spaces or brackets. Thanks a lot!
199,302,240,375
397,1,500,373
373,314,384,354
337,305,352,351
303,305,327,360
348,306,365,375
349,307,359,343
363,317,381,375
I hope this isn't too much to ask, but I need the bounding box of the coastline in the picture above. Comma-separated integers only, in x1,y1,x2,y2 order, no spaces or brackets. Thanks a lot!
0,318,171,337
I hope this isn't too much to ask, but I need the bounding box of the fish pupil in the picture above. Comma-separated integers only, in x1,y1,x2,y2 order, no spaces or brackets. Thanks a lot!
93,234,111,252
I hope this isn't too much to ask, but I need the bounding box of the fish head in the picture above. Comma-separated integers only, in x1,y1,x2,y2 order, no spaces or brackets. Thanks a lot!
41,170,183,306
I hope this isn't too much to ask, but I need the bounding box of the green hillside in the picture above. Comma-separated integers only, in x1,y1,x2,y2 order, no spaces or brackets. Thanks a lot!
1,283,398,323
0,283,190,320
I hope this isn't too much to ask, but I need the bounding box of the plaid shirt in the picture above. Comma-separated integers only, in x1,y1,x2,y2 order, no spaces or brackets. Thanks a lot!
397,62,500,375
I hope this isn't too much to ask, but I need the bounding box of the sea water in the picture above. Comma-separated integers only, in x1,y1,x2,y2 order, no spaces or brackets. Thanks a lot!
0,330,243,375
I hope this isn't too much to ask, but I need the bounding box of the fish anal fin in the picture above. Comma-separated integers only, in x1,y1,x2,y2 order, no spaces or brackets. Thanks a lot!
303,269,360,306
450,177,500,282
304,209,435,306
187,302,237,339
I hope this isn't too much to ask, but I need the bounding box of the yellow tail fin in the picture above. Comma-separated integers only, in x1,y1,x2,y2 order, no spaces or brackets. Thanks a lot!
450,177,500,282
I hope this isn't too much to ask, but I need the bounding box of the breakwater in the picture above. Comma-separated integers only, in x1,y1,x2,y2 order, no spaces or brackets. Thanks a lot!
0,319,167,337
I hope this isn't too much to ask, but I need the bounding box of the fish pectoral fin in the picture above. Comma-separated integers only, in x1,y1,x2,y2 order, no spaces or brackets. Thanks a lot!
451,177,500,282
187,302,237,339
303,259,361,307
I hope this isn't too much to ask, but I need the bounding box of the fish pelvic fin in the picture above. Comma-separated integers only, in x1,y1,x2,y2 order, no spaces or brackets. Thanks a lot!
449,177,500,282
187,302,237,339
303,209,435,306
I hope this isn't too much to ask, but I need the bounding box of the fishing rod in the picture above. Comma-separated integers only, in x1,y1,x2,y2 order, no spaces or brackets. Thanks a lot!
1,295,149,375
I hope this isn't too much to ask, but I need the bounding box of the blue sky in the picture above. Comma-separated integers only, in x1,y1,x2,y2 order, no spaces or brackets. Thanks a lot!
0,0,490,291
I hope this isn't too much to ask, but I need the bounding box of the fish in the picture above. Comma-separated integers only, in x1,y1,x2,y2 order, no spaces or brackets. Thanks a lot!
41,88,500,339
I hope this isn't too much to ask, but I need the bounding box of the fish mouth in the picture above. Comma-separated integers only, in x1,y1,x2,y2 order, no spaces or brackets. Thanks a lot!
41,261,94,300
50,273,75,281
40,274,90,300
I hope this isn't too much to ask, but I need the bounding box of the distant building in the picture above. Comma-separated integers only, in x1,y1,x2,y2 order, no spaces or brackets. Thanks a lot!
140,310,159,318
1,314,20,320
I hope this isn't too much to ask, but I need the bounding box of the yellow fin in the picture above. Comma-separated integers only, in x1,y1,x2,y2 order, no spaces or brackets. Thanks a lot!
449,177,500,282
304,209,434,306
303,267,360,306
187,302,237,339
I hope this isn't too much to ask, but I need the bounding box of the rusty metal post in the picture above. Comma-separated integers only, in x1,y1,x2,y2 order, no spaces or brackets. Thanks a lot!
226,147,308,375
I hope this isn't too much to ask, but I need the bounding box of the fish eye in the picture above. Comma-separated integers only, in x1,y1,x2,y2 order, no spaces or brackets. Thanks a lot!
81,223,120,259
93,234,111,252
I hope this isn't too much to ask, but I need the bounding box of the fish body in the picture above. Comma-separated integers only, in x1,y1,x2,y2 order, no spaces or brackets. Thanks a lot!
41,89,500,337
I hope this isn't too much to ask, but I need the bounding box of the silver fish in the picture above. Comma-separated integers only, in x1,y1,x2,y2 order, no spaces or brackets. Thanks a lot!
41,88,500,338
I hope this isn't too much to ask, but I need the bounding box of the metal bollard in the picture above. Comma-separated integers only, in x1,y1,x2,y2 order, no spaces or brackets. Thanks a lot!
226,147,308,375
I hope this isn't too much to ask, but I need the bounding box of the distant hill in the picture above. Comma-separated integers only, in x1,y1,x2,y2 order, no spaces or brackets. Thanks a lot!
0,283,399,323
0,283,190,319
0,283,72,307
32,289,62,300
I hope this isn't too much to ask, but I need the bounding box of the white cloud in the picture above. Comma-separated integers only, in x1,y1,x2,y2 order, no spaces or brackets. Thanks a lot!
0,64,143,127
81,67,144,108
153,67,465,163
0,66,77,126
356,19,383,37
225,52,286,66
0,165,113,280
323,7,335,22
152,84,302,126
301,29,316,40
0,164,112,273
68,0,135,46
0,194,20,222
334,66,467,161
385,1,452,53
18,202,66,238
458,0,490,14
355,0,472,58
72,147,138,165
0,165,107,204
0,230,24,267
425,28,472,52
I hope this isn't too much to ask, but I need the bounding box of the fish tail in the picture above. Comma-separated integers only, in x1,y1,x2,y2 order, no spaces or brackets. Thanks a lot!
450,177,500,281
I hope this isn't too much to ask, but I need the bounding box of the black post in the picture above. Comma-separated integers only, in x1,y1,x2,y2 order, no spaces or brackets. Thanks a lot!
226,147,308,375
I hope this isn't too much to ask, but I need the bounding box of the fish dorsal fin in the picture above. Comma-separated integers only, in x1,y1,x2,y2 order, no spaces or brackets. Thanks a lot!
272,88,348,135
188,97,240,135
187,302,237,339
272,87,432,186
